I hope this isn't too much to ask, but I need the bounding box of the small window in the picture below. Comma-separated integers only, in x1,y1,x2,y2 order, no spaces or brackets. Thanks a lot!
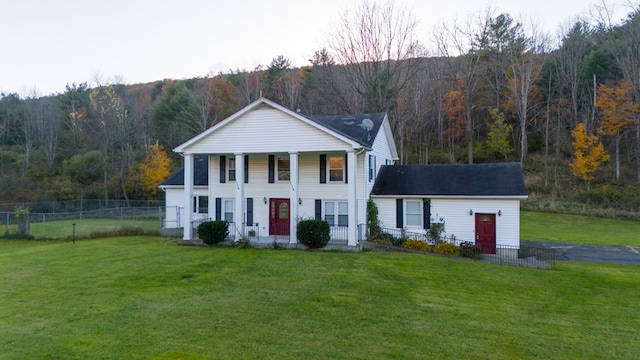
324,201,348,227
193,196,208,214
369,155,376,181
224,199,234,223
386,159,393,165
278,157,290,181
405,201,422,227
228,158,236,181
329,156,344,182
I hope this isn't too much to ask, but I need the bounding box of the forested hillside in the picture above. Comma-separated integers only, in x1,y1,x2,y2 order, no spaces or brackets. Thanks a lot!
1,2,639,213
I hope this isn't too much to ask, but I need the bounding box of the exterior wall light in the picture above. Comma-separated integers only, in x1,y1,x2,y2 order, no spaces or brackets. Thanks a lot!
469,209,473,216
498,210,502,216
263,197,267,204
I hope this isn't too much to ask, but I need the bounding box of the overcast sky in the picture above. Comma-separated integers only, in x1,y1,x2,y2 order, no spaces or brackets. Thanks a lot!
0,0,631,97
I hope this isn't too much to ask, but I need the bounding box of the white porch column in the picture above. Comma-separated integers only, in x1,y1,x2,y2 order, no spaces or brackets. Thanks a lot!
234,153,245,241
289,152,299,243
347,150,357,246
183,153,194,241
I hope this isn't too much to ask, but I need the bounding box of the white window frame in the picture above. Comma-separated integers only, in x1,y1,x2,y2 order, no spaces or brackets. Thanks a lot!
277,157,290,181
228,158,236,181
405,200,422,228
324,200,348,227
223,199,234,223
328,156,344,182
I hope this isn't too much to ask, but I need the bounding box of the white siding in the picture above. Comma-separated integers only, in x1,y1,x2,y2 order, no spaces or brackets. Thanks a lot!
203,152,370,235
163,186,208,228
372,197,521,248
366,120,396,196
431,198,520,247
186,108,352,154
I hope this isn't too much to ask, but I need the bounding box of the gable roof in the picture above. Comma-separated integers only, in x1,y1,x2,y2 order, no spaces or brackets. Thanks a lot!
159,157,208,187
173,98,374,153
370,163,527,198
307,113,386,148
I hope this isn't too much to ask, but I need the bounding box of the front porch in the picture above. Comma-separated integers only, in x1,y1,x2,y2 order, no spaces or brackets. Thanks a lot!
180,219,366,249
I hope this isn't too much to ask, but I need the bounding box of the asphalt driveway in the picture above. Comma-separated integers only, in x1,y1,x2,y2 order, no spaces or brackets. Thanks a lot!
522,241,640,265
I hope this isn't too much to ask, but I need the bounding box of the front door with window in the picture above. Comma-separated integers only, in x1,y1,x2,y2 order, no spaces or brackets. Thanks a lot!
269,198,290,236
475,213,496,254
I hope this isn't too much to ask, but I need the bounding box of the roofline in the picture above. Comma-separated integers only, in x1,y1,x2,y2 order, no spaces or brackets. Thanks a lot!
381,115,399,160
370,195,528,200
173,98,363,154
158,185,209,189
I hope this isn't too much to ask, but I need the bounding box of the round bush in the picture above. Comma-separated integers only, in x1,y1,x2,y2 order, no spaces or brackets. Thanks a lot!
433,242,460,256
197,220,229,245
402,239,431,252
297,219,330,249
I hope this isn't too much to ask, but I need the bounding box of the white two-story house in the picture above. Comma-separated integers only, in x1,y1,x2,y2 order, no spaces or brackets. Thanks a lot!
165,97,398,246
161,97,528,251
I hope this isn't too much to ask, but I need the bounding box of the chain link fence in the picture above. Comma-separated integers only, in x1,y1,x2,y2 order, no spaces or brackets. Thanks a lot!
1,201,164,240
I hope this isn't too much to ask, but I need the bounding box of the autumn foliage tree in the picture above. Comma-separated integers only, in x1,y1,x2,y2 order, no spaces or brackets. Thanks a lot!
140,142,172,199
486,108,512,160
596,80,638,179
443,90,466,163
569,123,610,190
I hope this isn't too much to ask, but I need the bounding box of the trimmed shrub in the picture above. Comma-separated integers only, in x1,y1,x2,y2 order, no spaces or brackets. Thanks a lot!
197,220,229,245
427,223,445,243
459,241,483,259
297,219,330,249
367,199,382,240
433,242,460,256
402,239,431,252
370,232,395,246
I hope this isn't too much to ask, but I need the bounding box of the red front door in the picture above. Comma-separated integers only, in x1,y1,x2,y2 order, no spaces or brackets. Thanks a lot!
475,213,496,254
269,198,290,236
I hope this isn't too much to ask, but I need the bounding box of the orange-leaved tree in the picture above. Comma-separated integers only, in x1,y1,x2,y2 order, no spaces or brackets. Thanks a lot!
569,123,610,190
443,90,466,163
140,142,172,199
596,80,638,179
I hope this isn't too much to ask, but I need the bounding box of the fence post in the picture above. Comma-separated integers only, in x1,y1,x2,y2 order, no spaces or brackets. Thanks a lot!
158,206,162,232
42,214,46,238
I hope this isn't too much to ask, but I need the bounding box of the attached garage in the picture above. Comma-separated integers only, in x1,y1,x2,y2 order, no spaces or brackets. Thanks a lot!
370,163,528,252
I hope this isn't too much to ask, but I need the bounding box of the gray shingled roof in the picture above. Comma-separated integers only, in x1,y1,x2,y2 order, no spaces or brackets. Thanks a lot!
308,113,385,148
371,163,527,197
159,157,208,186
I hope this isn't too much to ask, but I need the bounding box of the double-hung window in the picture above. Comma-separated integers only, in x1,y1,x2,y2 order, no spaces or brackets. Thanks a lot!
405,200,422,227
224,199,234,223
277,157,290,181
329,156,344,182
228,158,236,181
325,201,348,227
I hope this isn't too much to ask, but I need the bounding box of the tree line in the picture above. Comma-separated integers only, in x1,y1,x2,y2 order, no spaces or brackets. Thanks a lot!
1,1,639,209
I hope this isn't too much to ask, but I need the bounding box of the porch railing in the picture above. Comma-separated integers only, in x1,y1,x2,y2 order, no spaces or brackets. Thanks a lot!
191,219,261,240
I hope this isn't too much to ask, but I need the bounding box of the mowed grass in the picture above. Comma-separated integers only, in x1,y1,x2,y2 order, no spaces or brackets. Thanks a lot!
2,218,159,239
521,211,640,246
1,237,639,359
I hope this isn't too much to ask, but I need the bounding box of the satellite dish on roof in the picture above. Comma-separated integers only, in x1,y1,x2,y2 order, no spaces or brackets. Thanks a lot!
360,118,374,131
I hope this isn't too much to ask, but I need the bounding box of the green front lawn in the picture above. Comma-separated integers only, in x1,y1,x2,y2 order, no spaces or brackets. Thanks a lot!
1,237,638,359
2,218,160,239
520,211,640,246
